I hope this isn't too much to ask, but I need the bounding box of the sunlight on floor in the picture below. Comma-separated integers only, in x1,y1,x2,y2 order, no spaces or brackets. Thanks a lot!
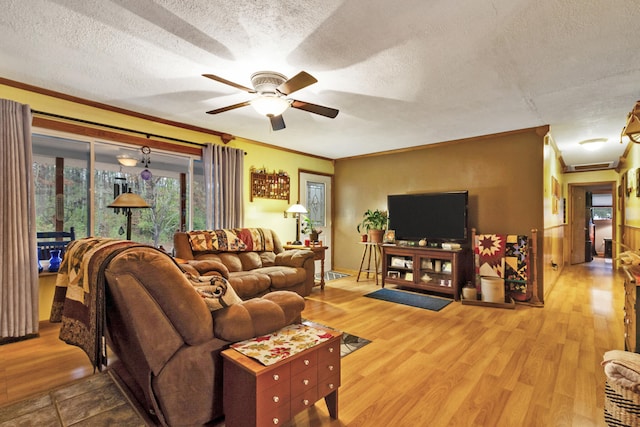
591,288,615,316
584,256,618,316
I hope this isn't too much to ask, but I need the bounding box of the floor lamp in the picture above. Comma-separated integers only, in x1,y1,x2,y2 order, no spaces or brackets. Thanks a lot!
108,190,150,240
286,203,308,245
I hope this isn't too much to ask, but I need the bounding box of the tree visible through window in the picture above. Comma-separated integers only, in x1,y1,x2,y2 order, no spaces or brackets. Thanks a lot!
33,133,198,253
33,135,89,238
94,169,182,247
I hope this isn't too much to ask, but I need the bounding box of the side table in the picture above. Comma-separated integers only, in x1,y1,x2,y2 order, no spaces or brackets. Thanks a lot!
222,326,342,427
357,242,382,285
283,244,328,289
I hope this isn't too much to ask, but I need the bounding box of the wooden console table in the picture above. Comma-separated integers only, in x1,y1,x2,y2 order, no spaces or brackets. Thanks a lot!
222,326,341,426
382,244,470,301
284,244,328,289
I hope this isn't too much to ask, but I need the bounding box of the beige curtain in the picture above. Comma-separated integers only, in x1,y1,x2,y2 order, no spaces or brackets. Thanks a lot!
203,144,244,229
0,99,38,338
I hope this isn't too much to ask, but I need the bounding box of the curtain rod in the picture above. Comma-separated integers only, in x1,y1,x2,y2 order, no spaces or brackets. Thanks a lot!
31,109,231,147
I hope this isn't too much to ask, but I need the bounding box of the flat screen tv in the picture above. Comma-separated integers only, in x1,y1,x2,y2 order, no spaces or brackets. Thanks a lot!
387,191,468,244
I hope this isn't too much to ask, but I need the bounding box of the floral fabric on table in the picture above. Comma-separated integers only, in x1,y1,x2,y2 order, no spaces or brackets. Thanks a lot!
231,324,335,366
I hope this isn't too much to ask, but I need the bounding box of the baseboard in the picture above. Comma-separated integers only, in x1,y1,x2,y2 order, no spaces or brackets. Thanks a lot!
0,333,39,346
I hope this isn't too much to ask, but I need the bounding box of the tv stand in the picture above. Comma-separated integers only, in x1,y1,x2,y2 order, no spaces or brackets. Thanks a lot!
381,244,471,301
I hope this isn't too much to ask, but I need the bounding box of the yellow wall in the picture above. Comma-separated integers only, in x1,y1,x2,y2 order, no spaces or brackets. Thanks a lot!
621,142,640,251
333,127,546,299
242,145,333,241
542,135,566,297
623,143,640,227
38,274,57,321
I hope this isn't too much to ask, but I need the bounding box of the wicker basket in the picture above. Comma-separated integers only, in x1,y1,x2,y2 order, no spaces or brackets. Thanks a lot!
605,379,640,426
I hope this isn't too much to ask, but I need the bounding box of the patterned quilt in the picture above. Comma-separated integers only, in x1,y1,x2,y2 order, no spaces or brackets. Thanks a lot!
475,233,529,301
187,228,275,252
50,237,149,370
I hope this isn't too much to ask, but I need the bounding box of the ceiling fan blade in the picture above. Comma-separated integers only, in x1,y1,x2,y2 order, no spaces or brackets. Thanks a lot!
203,74,256,93
291,100,339,118
205,101,251,114
277,71,317,96
269,115,286,131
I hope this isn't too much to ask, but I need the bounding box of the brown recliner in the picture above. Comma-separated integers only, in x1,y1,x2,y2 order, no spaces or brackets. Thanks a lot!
103,246,305,426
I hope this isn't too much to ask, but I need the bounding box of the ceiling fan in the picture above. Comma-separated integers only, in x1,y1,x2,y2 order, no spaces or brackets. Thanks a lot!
203,71,339,131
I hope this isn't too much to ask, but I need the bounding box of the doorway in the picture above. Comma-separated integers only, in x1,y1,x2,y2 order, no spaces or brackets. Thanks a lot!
569,182,616,265
298,171,333,271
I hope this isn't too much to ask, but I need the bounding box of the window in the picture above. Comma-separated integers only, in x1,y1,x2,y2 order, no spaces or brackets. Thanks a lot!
191,159,207,230
33,134,90,237
591,193,613,220
305,181,326,228
33,132,200,252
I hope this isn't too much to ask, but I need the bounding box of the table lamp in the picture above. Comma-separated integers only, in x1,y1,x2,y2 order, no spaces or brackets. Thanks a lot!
285,203,308,245
108,190,150,240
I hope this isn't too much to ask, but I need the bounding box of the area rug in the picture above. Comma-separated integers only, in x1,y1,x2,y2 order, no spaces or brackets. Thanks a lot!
302,319,371,357
364,288,452,311
315,270,350,282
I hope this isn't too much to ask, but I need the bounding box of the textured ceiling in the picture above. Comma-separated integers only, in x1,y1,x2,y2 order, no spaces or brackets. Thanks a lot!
1,0,639,167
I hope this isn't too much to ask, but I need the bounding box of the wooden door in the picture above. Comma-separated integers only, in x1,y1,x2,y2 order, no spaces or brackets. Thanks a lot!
299,171,333,271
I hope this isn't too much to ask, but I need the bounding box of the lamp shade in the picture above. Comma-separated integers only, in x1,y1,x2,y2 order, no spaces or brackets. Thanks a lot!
108,192,150,209
286,203,308,214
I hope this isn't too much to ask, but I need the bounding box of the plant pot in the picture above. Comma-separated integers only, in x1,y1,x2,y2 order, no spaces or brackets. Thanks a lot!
368,229,384,244
361,234,368,242
310,232,319,242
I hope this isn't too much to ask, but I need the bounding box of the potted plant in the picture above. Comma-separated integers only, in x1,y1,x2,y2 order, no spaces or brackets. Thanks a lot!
301,216,322,242
356,209,388,243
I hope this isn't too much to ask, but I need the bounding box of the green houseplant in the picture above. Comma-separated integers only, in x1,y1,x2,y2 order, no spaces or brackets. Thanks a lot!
301,216,322,242
356,209,388,243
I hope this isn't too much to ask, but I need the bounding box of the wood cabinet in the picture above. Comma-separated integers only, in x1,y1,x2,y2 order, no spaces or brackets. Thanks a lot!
624,266,640,352
382,244,471,301
222,329,341,426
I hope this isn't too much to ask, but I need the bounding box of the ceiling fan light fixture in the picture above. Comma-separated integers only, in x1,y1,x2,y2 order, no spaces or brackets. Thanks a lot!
116,154,138,167
251,95,291,117
623,101,640,143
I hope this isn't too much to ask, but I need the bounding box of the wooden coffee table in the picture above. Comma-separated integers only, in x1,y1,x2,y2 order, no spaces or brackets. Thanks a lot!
222,326,342,427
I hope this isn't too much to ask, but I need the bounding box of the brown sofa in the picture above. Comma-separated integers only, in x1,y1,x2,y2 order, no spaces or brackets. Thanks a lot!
103,246,305,426
174,228,316,298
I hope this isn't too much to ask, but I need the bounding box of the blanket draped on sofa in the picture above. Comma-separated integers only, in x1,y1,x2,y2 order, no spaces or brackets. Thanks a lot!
50,237,148,370
187,228,275,252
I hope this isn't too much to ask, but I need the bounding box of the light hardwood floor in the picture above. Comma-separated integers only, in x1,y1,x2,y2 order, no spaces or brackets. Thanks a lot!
0,257,623,426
